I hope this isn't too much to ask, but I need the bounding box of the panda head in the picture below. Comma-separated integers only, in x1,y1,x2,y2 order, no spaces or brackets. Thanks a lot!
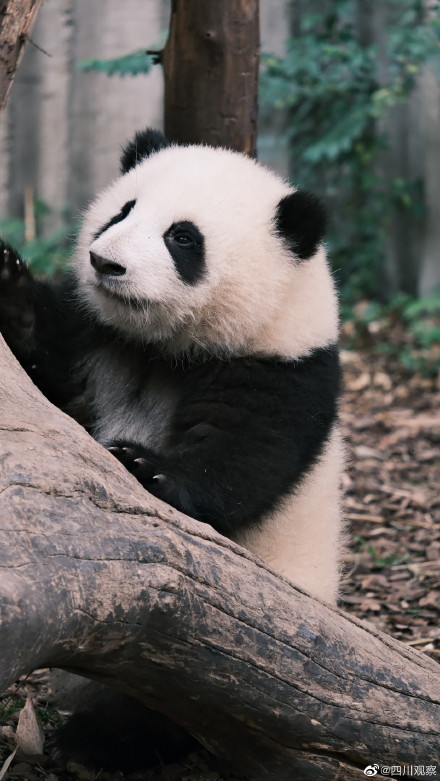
74,128,338,358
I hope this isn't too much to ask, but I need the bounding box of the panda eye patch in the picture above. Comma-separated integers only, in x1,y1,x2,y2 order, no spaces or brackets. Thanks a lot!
94,199,136,240
164,221,205,285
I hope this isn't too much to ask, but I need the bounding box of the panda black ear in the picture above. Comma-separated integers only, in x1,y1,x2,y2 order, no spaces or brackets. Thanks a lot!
120,128,170,174
275,190,327,261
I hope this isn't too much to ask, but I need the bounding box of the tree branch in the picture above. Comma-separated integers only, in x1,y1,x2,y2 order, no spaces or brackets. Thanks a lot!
0,334,439,780
0,0,43,111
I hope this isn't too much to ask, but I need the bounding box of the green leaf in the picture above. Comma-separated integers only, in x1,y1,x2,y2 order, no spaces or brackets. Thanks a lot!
79,49,154,77
260,0,440,303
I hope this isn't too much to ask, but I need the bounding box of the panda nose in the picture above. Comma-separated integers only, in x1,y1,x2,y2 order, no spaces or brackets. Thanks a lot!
90,251,126,276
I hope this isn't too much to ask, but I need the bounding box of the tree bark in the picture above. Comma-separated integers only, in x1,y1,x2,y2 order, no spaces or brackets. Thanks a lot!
0,334,439,780
0,0,43,111
163,0,259,156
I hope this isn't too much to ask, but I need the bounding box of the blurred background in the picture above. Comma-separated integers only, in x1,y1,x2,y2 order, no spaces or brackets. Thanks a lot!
0,0,439,354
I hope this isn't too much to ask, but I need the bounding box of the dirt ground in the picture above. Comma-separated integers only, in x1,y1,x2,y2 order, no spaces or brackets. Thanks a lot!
1,335,439,781
340,345,439,653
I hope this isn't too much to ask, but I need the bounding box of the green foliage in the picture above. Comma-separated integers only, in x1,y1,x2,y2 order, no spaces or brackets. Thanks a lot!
0,201,77,277
400,293,440,346
0,697,25,720
36,704,63,727
260,0,440,302
79,49,154,77
344,290,440,377
367,545,411,568
353,536,411,567
0,698,62,727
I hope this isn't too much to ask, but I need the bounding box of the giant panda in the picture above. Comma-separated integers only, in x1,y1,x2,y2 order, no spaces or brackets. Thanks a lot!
0,128,343,770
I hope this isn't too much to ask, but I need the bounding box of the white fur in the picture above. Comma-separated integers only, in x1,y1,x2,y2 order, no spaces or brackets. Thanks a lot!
74,144,338,359
73,142,343,603
234,426,345,604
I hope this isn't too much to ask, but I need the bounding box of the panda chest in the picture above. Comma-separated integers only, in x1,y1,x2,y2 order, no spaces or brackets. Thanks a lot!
88,346,179,450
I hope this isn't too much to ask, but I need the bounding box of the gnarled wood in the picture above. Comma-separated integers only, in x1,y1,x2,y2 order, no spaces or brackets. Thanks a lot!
163,0,259,155
0,0,43,111
0,333,439,780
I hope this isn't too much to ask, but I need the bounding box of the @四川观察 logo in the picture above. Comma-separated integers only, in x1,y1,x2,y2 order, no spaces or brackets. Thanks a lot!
363,766,379,777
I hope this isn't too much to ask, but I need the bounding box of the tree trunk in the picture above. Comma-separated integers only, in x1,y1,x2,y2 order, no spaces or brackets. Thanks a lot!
0,0,43,111
0,334,439,780
163,0,259,156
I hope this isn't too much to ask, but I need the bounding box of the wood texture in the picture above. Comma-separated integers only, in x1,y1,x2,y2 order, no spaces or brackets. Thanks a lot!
163,0,259,155
0,333,439,779
0,0,43,110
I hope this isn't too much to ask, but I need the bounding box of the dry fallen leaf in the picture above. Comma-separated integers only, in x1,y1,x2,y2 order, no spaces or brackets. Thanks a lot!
15,698,44,755
0,747,17,781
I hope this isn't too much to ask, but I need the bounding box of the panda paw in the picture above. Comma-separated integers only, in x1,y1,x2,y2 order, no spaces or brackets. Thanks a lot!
0,239,34,339
106,440,165,487
0,239,31,290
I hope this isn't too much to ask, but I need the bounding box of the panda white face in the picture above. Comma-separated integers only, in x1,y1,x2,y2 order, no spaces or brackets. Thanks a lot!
74,132,338,358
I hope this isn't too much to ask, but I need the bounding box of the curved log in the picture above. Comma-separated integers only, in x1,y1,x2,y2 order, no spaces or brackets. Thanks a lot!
0,334,439,780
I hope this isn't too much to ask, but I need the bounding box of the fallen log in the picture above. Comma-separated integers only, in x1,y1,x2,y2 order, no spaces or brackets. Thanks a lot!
0,333,439,781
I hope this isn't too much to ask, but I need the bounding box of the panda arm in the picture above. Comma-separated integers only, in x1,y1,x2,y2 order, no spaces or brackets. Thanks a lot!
107,347,340,537
0,240,100,411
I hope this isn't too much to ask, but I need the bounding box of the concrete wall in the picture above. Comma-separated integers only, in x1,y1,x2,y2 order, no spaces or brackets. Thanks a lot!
376,0,440,296
0,0,168,228
419,68,440,296
0,0,289,226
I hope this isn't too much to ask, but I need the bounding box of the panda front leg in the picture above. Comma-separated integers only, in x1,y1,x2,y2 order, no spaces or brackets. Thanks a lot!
0,238,100,415
105,426,269,537
0,239,37,355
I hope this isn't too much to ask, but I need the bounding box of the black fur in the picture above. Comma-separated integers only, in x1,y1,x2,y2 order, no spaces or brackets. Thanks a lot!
54,691,197,772
106,347,340,535
94,199,136,240
0,240,35,349
275,190,327,260
163,220,206,284
0,239,110,424
120,128,170,174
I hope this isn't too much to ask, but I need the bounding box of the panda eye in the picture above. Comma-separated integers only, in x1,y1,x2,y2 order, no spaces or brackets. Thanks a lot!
174,231,195,248
164,221,203,251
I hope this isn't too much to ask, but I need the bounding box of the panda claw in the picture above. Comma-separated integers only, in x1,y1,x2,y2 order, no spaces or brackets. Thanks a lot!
0,244,27,285
108,446,121,454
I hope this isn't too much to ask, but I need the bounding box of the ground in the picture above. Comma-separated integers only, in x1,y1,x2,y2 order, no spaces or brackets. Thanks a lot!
340,343,439,652
1,325,439,780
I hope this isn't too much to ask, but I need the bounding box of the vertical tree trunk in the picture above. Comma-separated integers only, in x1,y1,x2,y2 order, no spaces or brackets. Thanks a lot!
163,0,259,156
0,0,43,111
